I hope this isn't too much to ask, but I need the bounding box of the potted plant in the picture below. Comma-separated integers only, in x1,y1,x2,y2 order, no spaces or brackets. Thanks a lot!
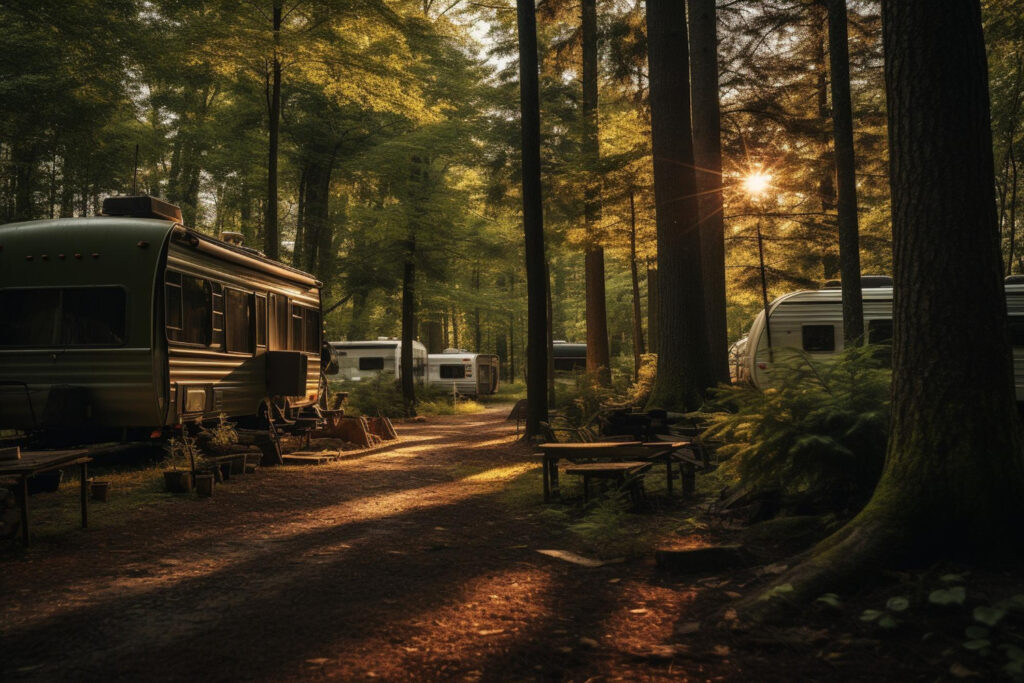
162,435,195,494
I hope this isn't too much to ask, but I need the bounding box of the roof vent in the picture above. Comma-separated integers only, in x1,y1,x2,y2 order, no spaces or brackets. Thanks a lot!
220,231,245,247
102,195,182,222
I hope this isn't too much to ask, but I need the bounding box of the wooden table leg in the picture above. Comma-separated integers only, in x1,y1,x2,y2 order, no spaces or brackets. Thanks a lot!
20,475,29,546
80,462,89,528
542,455,550,502
550,457,560,499
665,459,673,496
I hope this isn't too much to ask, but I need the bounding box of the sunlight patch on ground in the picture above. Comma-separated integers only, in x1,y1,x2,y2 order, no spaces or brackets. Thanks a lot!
459,463,537,483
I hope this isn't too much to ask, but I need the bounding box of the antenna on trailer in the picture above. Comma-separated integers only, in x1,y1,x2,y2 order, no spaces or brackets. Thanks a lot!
132,144,140,195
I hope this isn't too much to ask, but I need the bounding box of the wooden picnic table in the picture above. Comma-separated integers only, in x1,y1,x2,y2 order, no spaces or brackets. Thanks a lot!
536,440,695,502
0,449,91,546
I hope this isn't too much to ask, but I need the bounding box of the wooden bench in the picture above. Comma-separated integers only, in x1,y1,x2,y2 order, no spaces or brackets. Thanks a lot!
563,461,652,507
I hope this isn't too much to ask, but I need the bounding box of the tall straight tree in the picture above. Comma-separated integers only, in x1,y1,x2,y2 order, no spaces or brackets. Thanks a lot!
688,0,730,384
264,0,283,260
645,0,713,410
754,0,1024,605
517,0,549,437
582,0,611,385
827,0,864,343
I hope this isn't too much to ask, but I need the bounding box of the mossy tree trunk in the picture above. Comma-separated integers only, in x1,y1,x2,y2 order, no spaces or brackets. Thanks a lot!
753,0,1024,610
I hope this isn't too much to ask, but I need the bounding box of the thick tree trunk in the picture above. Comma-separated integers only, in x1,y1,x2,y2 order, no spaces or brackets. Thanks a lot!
647,262,659,355
582,0,611,385
628,192,645,380
688,0,730,385
751,0,1024,614
546,262,556,408
264,2,283,261
517,0,549,436
828,0,864,344
645,0,713,410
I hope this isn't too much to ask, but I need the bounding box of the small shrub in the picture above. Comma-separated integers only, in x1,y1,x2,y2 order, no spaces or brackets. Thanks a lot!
343,372,406,417
703,345,891,510
558,371,617,427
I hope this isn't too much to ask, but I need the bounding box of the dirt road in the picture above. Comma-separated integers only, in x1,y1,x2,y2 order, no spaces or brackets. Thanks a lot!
2,407,724,682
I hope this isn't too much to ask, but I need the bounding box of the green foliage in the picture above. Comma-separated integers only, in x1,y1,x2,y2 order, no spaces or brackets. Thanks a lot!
703,345,891,509
163,433,197,471
556,371,617,427
339,373,406,418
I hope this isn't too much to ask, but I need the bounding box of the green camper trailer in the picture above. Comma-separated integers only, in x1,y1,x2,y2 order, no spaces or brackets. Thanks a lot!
0,196,324,441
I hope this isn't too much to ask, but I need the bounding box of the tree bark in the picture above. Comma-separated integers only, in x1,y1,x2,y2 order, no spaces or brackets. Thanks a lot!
264,1,283,260
400,241,417,417
688,0,730,384
749,0,1024,613
628,191,645,380
827,0,865,344
517,0,549,436
582,0,612,385
645,0,713,410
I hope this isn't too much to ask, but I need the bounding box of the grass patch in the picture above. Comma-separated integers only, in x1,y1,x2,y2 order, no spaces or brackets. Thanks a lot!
418,398,486,416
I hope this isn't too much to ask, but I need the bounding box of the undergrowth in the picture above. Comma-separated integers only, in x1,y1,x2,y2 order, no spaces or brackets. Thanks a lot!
703,345,891,511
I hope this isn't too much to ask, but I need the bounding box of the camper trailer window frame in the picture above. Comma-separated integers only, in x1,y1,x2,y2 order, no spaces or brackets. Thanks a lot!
268,293,289,351
224,287,255,355
304,307,321,354
0,285,128,348
359,357,385,371
165,270,213,348
254,294,267,348
801,324,836,352
439,364,467,379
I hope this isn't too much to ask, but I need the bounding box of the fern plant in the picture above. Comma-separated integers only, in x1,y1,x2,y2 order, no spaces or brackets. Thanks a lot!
704,344,892,510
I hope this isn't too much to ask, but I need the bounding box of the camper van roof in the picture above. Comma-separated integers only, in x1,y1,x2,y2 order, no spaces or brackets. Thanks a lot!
331,340,427,350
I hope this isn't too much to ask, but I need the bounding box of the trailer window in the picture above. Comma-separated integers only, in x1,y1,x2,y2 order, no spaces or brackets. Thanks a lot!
61,288,127,345
166,274,212,346
255,295,267,347
359,357,384,371
269,294,289,350
439,364,466,379
225,289,254,354
290,305,304,351
304,308,321,353
1009,316,1024,347
0,287,126,347
801,325,835,352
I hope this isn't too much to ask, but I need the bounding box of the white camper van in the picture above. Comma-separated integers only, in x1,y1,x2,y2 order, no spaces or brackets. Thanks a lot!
735,277,1024,402
329,338,427,383
427,350,500,396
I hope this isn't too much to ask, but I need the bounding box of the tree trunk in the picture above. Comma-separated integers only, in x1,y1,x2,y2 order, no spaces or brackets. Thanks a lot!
628,191,645,380
688,0,730,385
815,5,839,280
264,2,283,260
546,261,556,408
828,0,865,344
751,0,1024,612
645,0,713,410
400,242,417,417
647,262,659,355
582,0,612,385
517,0,549,436
1009,145,1018,274
12,142,36,221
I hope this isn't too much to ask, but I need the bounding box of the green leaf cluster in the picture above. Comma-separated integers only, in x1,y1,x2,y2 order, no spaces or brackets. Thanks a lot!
704,344,891,509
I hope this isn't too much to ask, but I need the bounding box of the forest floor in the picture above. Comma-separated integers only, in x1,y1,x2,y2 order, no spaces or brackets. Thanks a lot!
2,406,1021,682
